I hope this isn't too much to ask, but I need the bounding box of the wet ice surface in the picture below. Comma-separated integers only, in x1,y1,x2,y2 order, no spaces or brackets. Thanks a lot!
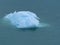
3,11,40,28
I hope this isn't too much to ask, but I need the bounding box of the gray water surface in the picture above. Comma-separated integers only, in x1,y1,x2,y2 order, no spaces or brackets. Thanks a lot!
0,0,60,45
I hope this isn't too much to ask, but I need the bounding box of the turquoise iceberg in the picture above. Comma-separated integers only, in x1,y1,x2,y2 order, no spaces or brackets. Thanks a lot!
4,11,40,28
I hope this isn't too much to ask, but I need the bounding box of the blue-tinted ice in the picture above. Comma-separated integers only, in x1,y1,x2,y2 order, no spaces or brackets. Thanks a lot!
3,11,49,28
4,11,40,28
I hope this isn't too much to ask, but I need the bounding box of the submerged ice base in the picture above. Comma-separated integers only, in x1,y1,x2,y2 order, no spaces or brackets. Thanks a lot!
4,11,40,28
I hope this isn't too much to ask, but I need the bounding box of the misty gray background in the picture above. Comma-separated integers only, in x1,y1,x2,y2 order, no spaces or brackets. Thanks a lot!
0,0,60,45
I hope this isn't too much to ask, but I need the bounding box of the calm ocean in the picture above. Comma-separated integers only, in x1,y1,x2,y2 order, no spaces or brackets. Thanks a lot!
0,0,60,45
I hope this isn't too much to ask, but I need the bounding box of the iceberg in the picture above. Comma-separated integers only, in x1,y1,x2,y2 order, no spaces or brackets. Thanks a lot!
3,11,40,28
